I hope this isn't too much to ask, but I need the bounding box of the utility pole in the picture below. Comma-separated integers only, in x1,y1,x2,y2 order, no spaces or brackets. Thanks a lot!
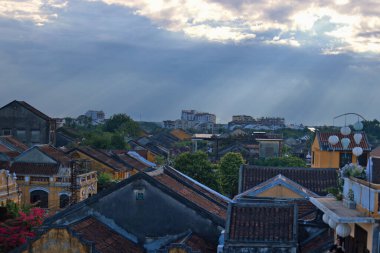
70,161,79,205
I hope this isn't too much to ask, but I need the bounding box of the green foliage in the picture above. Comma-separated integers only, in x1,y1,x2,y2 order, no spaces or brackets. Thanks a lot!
174,151,219,191
251,156,306,167
218,152,244,197
110,134,126,149
326,187,343,200
104,114,141,137
97,173,115,191
154,155,167,166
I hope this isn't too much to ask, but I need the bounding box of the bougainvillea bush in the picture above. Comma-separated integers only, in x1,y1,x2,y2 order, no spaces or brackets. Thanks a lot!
0,206,45,252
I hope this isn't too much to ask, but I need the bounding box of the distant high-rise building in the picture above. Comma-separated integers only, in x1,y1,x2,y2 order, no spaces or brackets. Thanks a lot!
232,115,254,123
85,110,105,125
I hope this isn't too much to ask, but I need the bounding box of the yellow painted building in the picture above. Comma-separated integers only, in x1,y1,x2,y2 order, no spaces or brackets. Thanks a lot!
311,132,370,169
0,169,19,205
10,145,97,211
311,148,380,252
67,147,138,180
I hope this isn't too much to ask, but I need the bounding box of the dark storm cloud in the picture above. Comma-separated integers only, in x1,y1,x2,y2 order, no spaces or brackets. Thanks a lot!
0,0,379,125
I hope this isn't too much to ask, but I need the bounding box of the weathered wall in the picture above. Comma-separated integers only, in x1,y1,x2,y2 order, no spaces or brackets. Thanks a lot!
54,178,223,244
21,228,90,253
0,101,50,146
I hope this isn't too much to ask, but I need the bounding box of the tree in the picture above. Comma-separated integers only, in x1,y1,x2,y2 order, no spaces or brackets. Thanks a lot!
97,173,115,191
174,151,219,191
0,202,45,252
104,114,141,137
110,134,126,149
218,152,244,198
251,156,306,167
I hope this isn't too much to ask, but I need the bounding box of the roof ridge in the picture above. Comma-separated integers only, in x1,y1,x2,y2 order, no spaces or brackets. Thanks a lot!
163,166,231,206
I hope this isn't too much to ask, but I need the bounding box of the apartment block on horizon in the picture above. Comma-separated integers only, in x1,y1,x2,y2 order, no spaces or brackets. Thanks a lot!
84,110,105,125
163,109,217,132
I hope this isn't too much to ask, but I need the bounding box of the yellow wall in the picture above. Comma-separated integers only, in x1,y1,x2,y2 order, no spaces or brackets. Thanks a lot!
21,228,90,253
17,172,97,211
0,170,19,205
146,151,157,163
69,151,124,180
311,137,358,169
256,185,304,199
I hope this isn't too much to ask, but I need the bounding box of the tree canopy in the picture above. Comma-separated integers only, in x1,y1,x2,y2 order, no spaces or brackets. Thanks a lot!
218,152,244,198
251,156,306,167
103,113,141,137
174,151,219,191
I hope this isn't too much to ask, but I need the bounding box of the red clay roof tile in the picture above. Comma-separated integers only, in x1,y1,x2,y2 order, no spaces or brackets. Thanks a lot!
70,216,143,253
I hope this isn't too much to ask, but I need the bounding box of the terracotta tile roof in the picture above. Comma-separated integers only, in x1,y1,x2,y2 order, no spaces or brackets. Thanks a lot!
164,166,230,208
38,145,71,166
226,200,297,243
236,174,319,199
149,167,228,220
240,165,337,195
0,135,28,152
316,131,371,151
70,216,143,253
10,162,59,175
117,153,149,171
69,147,130,172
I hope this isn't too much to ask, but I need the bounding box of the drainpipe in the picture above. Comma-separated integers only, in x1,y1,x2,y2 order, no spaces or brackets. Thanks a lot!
373,223,380,253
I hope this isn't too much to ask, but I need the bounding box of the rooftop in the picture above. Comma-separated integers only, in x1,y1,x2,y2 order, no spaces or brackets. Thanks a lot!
310,197,376,223
316,131,371,151
239,165,337,195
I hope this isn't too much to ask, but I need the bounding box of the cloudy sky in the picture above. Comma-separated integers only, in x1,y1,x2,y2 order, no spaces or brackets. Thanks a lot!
0,0,379,125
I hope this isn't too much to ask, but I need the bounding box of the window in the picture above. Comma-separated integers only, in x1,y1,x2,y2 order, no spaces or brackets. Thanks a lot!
340,152,352,168
16,129,26,142
30,190,48,208
31,130,40,143
136,192,144,200
59,194,70,208
2,129,11,135
135,189,144,200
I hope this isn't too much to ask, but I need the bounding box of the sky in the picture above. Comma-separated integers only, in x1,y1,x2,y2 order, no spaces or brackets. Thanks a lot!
0,0,379,125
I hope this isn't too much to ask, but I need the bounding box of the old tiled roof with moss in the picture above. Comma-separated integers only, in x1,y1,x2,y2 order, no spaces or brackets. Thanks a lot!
240,165,337,195
70,216,143,253
225,199,297,244
0,135,28,153
68,146,130,172
36,171,227,252
38,145,71,166
148,166,229,220
10,162,60,175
